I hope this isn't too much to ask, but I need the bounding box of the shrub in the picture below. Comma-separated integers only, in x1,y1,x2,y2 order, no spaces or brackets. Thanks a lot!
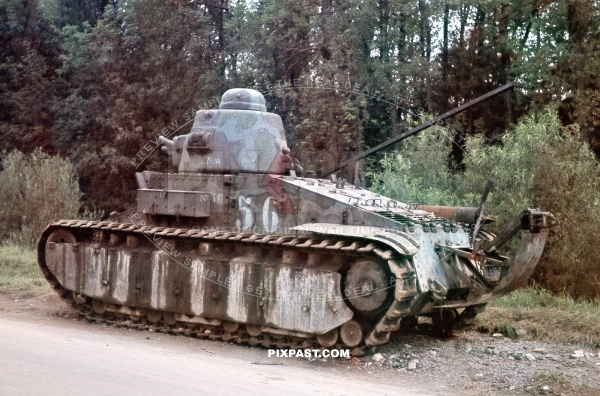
366,118,463,206
0,149,81,247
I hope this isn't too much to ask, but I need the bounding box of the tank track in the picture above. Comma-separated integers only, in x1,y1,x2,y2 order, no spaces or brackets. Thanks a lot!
68,299,343,351
38,220,411,352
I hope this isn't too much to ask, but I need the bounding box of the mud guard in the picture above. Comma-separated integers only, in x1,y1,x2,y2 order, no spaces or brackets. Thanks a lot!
487,229,549,299
291,224,420,257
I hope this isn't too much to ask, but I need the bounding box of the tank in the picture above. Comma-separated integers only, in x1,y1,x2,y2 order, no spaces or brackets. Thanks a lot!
38,86,557,350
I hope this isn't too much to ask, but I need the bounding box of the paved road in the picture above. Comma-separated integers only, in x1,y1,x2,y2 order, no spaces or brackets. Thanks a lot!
0,318,449,396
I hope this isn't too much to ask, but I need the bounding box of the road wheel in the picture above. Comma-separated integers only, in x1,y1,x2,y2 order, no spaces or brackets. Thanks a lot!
339,321,363,347
316,327,339,347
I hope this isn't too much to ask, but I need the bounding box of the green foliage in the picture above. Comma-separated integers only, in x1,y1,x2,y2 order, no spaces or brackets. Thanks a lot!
492,286,600,314
459,108,567,226
0,243,44,294
461,110,600,298
495,320,518,339
368,109,600,298
0,149,81,247
225,0,375,176
50,0,223,212
38,0,109,28
481,286,600,346
366,116,462,206
0,0,61,153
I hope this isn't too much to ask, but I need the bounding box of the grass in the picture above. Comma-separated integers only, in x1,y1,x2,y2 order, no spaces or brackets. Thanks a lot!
0,243,46,296
534,371,569,386
530,371,600,396
477,286,600,346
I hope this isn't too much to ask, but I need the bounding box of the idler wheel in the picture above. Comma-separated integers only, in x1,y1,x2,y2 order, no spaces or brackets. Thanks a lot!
246,325,262,337
344,260,390,314
222,321,239,333
146,310,162,323
163,312,178,326
92,300,106,314
339,321,363,347
317,328,339,347
47,229,77,245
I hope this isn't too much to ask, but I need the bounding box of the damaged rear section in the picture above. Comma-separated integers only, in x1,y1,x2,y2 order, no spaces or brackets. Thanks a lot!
435,209,557,305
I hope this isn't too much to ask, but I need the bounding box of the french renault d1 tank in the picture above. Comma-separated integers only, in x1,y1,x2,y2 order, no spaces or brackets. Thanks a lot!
38,84,557,350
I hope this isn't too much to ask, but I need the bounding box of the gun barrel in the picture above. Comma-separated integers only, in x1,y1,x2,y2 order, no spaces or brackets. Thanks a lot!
158,136,174,148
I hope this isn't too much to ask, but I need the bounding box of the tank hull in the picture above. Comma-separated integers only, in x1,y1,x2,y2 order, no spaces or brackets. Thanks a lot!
38,214,551,348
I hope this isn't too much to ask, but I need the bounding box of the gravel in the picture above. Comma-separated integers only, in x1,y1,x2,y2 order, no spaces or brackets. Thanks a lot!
348,331,600,394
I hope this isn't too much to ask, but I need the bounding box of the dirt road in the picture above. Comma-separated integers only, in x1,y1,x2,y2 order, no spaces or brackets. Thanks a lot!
0,295,450,396
1,293,599,396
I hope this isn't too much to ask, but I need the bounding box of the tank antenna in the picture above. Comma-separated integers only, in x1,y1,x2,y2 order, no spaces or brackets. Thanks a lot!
320,81,531,178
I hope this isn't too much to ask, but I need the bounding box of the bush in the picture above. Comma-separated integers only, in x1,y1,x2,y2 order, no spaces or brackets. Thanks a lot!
367,108,600,299
0,149,81,247
366,117,463,206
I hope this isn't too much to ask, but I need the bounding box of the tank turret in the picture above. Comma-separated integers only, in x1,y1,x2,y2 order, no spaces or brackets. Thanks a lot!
158,88,288,174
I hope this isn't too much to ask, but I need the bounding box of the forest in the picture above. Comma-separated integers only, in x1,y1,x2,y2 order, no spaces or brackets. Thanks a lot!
1,0,600,297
